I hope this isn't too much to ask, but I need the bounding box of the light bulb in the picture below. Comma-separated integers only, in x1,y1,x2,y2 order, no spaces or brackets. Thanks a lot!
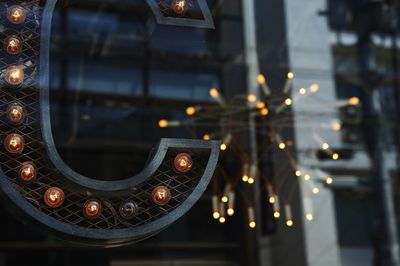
209,88,219,98
322,143,330,150
312,187,320,194
304,174,311,181
4,133,25,154
286,220,294,227
7,103,25,124
242,175,249,182
326,177,333,185
172,0,187,14
247,94,257,103
152,186,171,206
257,74,266,85
256,101,265,109
278,142,286,150
332,153,340,160
299,88,306,95
309,83,319,93
287,72,294,79
158,119,169,128
84,200,102,218
213,211,220,219
173,153,193,173
219,217,226,223
185,106,196,116
203,134,210,140
247,177,254,184
7,5,26,24
44,187,65,208
273,211,280,218
269,196,276,204
220,143,227,151
119,200,138,219
285,98,292,106
227,208,234,216
260,108,269,116
221,196,228,203
249,221,256,228
4,36,22,55
306,213,313,221
5,65,24,86
19,162,36,182
348,97,360,106
295,170,302,177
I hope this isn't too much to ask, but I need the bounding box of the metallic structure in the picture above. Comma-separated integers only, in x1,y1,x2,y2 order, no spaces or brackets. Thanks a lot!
0,0,219,246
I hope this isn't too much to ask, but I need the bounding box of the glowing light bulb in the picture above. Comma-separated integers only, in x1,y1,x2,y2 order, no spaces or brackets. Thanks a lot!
278,142,286,150
247,177,255,184
4,36,22,55
172,0,187,14
203,134,210,140
242,175,249,182
322,143,330,150
209,88,219,98
306,213,313,221
219,217,226,223
247,94,257,103
185,106,196,116
256,101,265,109
4,133,24,154
119,200,139,219
309,83,319,93
257,74,266,85
332,121,342,131
220,143,227,151
348,97,360,106
221,196,228,203
326,177,333,185
249,221,256,228
213,211,220,219
7,5,26,24
84,200,102,218
332,153,340,160
7,103,24,124
152,186,171,206
273,211,280,218
173,153,193,173
284,98,292,106
260,108,269,116
304,174,311,181
295,170,302,177
5,65,24,86
269,196,276,204
19,162,36,182
227,208,234,216
158,119,169,128
286,220,294,227
299,88,306,95
312,187,320,194
44,187,65,208
287,72,294,79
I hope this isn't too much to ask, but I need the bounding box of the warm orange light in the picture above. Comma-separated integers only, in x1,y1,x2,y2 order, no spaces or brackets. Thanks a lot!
203,134,210,140
172,0,187,14
5,65,24,86
256,101,265,109
185,106,196,116
286,219,294,227
84,200,102,218
260,108,269,116
332,121,342,131
247,94,257,103
278,142,286,150
220,143,227,151
257,74,266,85
174,153,193,173
7,5,26,24
209,88,219,98
249,221,256,228
309,83,319,93
332,153,340,160
19,162,36,182
158,119,169,128
348,97,360,106
152,186,171,206
247,177,255,184
4,133,25,154
44,187,65,208
4,36,22,55
7,103,24,124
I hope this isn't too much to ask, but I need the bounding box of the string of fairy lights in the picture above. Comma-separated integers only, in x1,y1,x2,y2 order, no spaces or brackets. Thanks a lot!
157,71,361,230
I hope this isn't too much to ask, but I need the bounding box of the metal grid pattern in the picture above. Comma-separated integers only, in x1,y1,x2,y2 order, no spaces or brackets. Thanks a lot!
0,0,209,231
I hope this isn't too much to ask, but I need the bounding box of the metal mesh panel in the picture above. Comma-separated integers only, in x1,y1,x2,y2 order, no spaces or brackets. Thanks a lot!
0,0,209,231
